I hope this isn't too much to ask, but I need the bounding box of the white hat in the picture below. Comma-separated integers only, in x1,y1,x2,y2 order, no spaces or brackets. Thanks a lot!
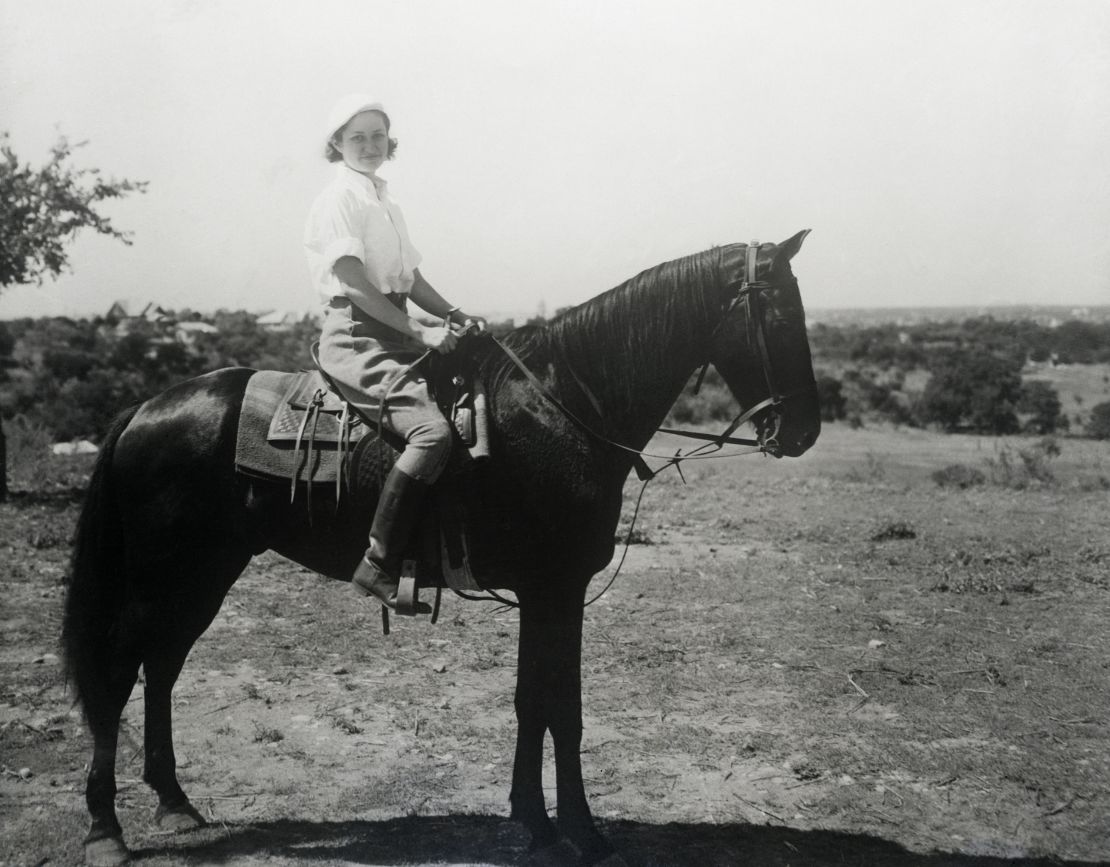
324,94,387,147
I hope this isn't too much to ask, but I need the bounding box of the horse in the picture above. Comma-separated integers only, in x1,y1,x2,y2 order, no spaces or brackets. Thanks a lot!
62,232,820,866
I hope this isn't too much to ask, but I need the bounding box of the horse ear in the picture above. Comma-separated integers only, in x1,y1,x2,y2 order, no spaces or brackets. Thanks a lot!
777,229,812,261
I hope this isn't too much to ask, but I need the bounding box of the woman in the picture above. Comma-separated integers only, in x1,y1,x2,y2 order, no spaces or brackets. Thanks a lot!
304,94,485,613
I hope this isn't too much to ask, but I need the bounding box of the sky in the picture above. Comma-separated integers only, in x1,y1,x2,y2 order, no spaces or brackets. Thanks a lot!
1,0,1108,321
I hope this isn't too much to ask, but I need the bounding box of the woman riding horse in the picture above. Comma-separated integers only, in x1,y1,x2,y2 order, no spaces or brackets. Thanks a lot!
64,233,819,866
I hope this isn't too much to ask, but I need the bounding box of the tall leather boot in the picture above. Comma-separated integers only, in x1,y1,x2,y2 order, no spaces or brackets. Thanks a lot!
351,465,432,614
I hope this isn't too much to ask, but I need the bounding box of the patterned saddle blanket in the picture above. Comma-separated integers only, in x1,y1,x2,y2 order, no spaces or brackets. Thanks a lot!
235,369,373,488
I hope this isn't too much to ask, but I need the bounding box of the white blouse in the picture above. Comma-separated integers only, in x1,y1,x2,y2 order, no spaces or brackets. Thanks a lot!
303,164,423,305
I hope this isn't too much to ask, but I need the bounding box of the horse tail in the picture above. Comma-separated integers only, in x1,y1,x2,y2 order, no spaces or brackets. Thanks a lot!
62,404,141,713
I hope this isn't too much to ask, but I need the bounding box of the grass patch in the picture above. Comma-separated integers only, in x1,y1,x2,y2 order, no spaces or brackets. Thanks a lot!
985,437,1059,489
251,722,284,744
870,521,917,542
844,451,887,484
932,464,986,489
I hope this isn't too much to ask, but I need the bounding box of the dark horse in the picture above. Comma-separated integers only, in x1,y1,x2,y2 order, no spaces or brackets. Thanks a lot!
63,233,820,866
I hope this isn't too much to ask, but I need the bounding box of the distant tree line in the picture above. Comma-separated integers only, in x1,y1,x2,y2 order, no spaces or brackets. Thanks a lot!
808,316,1110,367
807,316,1110,436
2,311,1109,448
0,312,319,442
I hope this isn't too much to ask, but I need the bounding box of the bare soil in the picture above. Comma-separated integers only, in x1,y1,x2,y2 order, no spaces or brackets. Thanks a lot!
2,426,1109,866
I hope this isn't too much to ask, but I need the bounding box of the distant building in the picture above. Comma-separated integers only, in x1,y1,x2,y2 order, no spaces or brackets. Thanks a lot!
105,301,176,337
256,310,303,332
52,439,99,456
105,301,131,321
175,321,220,345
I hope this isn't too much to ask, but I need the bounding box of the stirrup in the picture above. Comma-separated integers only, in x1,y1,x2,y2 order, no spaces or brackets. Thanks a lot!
376,561,435,635
395,563,419,616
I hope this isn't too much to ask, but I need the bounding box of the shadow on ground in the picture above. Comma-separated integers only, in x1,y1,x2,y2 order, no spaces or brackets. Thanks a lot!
3,485,88,506
133,813,1109,867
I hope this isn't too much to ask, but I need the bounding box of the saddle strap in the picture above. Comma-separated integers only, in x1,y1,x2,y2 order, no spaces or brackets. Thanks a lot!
290,391,324,504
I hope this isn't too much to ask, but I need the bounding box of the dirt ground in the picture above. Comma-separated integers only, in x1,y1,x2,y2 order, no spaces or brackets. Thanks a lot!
2,425,1109,866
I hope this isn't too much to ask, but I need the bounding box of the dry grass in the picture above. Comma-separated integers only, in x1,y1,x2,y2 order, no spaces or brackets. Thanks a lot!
2,424,1109,865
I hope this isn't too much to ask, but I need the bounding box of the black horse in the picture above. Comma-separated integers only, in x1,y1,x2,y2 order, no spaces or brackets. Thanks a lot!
63,234,820,866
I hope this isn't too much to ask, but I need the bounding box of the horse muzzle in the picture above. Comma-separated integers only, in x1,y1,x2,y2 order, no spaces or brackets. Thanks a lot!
756,395,821,459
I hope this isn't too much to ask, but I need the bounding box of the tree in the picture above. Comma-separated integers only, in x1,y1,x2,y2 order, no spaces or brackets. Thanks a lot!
815,374,846,421
0,322,12,501
1087,402,1110,440
920,350,1023,434
0,133,147,287
1017,381,1063,435
0,133,146,499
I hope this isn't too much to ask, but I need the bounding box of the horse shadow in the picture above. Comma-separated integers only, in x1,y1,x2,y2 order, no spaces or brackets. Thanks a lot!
132,813,1108,867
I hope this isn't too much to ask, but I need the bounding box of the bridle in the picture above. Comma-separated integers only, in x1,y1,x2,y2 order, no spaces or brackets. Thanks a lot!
656,240,789,461
727,241,785,409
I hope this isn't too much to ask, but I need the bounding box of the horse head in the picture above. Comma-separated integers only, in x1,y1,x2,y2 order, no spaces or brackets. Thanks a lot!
708,231,821,458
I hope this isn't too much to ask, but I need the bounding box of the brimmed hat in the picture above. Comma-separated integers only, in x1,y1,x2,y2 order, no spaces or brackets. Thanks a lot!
325,94,387,147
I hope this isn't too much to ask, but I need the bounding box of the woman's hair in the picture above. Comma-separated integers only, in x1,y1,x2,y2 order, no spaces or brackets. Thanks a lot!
325,109,398,162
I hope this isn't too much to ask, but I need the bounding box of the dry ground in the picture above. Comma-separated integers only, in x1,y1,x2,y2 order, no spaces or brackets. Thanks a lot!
1,425,1108,866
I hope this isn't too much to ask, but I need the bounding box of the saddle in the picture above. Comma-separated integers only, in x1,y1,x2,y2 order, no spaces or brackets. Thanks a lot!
233,350,492,604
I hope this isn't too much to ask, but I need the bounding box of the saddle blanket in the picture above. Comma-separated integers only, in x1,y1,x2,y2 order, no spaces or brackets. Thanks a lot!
235,369,377,486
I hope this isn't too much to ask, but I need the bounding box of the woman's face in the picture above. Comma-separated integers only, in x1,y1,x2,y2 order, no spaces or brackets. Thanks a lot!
336,110,389,175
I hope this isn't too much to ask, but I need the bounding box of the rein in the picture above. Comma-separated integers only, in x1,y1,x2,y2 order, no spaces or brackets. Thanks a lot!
490,336,772,481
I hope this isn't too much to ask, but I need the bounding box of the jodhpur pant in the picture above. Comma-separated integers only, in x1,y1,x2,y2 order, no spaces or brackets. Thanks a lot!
317,296,452,483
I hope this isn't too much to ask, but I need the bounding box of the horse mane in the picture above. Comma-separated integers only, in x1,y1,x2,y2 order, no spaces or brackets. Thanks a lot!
480,247,724,394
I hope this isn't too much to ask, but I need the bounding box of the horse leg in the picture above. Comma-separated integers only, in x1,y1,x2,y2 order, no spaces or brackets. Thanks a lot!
510,597,560,852
512,584,621,865
82,652,141,867
143,642,206,831
142,553,248,831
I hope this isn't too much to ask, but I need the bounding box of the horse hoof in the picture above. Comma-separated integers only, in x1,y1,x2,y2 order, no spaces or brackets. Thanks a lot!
85,835,130,867
153,801,207,832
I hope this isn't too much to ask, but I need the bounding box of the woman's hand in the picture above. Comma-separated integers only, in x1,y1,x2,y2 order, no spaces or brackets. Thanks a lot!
448,311,488,334
415,323,458,354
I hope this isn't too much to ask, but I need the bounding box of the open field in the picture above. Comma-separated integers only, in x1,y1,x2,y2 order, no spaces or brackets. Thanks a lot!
1024,363,1110,430
1,424,1108,866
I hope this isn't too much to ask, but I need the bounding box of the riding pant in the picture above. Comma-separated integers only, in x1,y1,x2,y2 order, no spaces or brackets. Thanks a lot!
318,297,452,483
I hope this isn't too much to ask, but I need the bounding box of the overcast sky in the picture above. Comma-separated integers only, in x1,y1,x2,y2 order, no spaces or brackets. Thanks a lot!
2,0,1108,321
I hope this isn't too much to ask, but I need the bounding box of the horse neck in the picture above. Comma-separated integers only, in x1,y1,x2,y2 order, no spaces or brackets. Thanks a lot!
544,250,721,449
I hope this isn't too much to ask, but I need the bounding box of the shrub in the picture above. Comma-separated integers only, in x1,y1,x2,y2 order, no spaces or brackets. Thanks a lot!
920,350,1023,434
1017,381,1063,434
815,374,846,421
932,464,986,489
666,369,736,425
1087,401,1110,440
3,414,52,489
985,438,1059,489
871,521,917,541
845,451,887,483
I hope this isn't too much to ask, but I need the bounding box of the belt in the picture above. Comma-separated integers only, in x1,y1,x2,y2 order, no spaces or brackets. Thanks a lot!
328,295,413,343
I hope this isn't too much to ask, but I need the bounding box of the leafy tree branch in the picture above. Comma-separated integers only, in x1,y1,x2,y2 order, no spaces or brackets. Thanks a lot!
0,132,147,288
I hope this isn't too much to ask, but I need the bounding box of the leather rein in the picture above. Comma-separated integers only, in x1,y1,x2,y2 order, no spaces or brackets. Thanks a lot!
490,241,789,481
